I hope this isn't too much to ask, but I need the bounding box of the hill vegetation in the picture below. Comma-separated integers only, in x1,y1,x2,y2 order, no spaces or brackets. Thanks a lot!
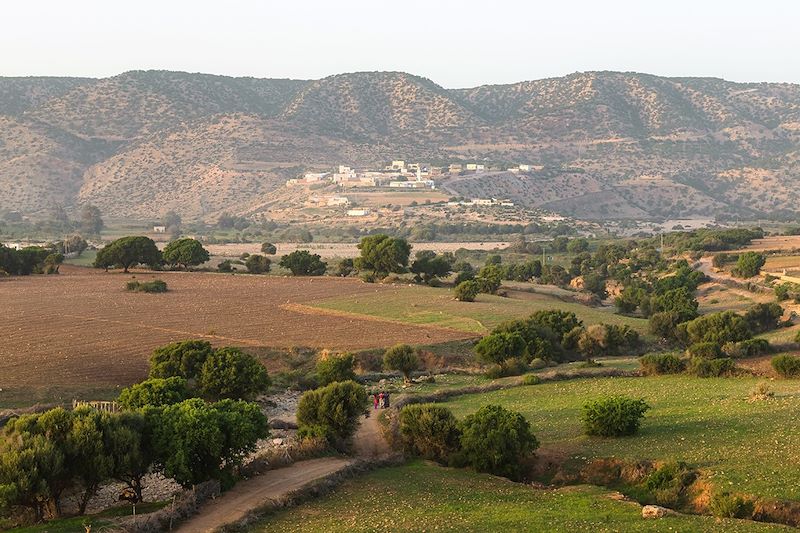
2,70,800,220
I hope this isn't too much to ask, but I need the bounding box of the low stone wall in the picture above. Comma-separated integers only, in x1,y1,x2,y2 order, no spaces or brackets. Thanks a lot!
109,480,220,533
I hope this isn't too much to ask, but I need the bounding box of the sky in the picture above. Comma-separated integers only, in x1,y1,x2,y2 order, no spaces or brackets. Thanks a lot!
1,0,798,88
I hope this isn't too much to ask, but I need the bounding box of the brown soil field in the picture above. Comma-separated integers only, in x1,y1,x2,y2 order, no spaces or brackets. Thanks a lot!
738,236,800,252
0,266,472,397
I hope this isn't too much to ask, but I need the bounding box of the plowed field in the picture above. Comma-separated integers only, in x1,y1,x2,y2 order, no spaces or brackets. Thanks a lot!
0,267,472,394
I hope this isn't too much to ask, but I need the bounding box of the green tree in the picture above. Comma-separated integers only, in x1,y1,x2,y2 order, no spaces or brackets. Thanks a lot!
316,352,357,385
149,340,214,380
162,238,209,270
743,302,784,333
118,377,189,409
279,250,327,276
296,381,368,449
457,405,538,479
245,254,271,274
474,332,528,366
260,242,277,255
43,253,64,274
474,264,503,294
0,432,62,521
68,408,113,514
732,252,766,278
566,238,590,254
383,344,420,382
399,404,461,463
93,236,162,273
355,234,411,276
682,311,752,345
410,250,453,284
199,347,271,401
151,398,268,487
106,411,154,503
79,204,104,235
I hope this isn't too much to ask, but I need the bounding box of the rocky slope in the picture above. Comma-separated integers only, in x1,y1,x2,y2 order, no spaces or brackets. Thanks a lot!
2,70,799,220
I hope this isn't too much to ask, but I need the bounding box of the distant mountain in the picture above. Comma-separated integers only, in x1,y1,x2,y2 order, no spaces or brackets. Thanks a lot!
1,69,799,220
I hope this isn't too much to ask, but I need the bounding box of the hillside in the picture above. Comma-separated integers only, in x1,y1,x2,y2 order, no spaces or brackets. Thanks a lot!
1,70,800,221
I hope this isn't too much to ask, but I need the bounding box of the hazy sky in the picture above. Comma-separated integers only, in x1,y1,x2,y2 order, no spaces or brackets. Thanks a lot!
2,0,798,87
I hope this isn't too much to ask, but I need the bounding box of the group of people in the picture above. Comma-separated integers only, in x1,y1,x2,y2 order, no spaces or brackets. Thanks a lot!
372,391,391,409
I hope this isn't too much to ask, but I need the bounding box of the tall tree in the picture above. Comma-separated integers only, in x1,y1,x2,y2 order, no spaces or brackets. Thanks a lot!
162,238,209,270
79,205,104,235
355,234,411,277
93,236,162,272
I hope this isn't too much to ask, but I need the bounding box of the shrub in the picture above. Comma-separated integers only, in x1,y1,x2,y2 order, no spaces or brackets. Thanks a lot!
521,374,541,385
383,344,420,382
709,491,754,519
686,342,723,359
639,353,686,375
644,461,696,508
687,357,736,378
260,242,277,255
198,347,271,401
722,338,770,358
743,303,784,333
296,380,368,449
315,351,356,385
456,405,538,479
771,354,800,378
118,377,189,409
218,259,234,272
580,396,649,437
454,280,480,302
529,358,547,370
398,404,461,463
126,279,168,293
748,382,774,401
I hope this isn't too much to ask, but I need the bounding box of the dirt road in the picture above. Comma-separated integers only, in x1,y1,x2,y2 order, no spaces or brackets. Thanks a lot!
174,456,352,533
174,412,395,532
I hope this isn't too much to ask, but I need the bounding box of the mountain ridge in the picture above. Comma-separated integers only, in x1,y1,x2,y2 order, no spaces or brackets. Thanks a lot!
1,69,799,221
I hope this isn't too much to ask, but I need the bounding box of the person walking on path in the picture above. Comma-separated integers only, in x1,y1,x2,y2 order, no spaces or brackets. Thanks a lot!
379,391,385,409
373,393,379,410
384,392,390,408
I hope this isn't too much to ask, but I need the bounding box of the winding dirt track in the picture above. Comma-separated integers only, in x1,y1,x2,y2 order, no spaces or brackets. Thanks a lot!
1,266,472,392
174,413,393,532
173,456,353,533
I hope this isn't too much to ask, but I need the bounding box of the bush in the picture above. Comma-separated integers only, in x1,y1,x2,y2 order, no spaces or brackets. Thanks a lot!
521,373,541,385
474,332,528,366
456,405,538,479
125,279,168,293
315,352,356,385
771,354,800,378
686,342,723,359
118,377,189,409
454,280,480,302
261,242,277,255
687,357,736,377
639,353,686,375
383,344,420,382
198,347,271,401
709,491,754,519
296,381,368,449
722,338,770,358
398,404,461,463
529,358,547,370
218,259,234,272
580,396,649,437
682,311,752,345
644,461,696,508
245,254,271,274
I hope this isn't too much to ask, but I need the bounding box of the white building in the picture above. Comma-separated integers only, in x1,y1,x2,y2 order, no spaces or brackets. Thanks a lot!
153,226,167,233
347,208,372,217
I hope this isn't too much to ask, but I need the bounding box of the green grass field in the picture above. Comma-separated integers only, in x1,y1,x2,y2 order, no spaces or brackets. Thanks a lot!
252,461,790,532
443,375,800,501
309,284,648,334
9,501,165,533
